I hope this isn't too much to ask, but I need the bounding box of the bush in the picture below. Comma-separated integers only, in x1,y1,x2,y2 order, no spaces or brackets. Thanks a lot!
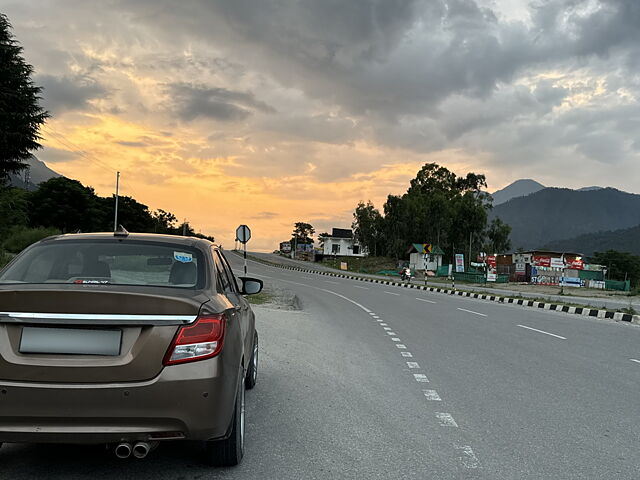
1,227,60,254
0,250,11,269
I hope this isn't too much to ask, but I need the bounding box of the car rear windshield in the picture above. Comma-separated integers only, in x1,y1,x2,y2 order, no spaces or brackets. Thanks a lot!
0,240,204,289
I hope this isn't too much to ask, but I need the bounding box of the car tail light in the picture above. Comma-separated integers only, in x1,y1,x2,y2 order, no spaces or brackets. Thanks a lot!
163,314,226,365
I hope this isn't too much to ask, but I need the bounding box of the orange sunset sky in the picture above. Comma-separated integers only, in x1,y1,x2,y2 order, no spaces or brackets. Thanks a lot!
4,0,639,251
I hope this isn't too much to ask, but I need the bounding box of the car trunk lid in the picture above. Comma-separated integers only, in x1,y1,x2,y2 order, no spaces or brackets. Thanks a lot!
0,288,208,383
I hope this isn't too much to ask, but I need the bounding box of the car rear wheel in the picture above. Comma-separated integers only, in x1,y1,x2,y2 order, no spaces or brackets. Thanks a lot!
204,375,245,466
245,332,258,390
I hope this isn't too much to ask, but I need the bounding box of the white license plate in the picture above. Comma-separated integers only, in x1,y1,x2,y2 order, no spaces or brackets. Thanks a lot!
19,327,122,356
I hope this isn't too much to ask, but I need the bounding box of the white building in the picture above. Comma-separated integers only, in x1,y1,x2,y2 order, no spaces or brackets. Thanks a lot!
321,228,367,257
407,244,445,272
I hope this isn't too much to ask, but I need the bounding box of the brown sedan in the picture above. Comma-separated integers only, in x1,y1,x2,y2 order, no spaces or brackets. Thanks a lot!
0,232,262,466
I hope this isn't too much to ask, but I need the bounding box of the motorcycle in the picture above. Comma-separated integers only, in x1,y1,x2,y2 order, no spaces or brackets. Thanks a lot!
400,269,412,282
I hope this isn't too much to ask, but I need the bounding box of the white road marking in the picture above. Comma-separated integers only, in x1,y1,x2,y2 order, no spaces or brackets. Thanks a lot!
400,352,413,357
383,327,391,330
372,315,380,319
455,445,481,469
630,359,640,364
517,324,567,340
387,332,397,336
416,298,436,304
385,291,400,296
406,361,420,369
368,312,377,316
396,344,407,349
353,285,369,290
391,337,401,342
302,276,313,279
413,373,429,382
380,323,388,326
436,412,458,427
376,319,383,322
325,280,339,285
423,390,442,401
457,308,487,317
317,288,372,313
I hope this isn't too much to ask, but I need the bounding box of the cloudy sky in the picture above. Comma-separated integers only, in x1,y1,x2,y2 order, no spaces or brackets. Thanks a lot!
2,0,639,250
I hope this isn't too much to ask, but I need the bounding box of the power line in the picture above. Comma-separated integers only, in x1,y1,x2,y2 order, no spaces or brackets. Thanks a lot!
41,126,115,174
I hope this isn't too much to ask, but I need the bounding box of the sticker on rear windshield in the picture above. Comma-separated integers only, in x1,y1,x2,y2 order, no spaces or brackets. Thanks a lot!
174,251,193,263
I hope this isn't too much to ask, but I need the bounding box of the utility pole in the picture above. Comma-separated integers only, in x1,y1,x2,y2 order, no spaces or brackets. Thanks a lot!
113,171,120,232
468,231,472,271
182,219,187,236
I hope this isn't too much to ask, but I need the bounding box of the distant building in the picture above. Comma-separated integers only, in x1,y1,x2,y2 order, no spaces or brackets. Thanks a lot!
279,242,291,254
321,228,367,257
407,244,445,272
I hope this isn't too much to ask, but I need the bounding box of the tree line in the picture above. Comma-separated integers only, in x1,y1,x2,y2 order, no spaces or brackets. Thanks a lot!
0,176,213,245
351,163,512,262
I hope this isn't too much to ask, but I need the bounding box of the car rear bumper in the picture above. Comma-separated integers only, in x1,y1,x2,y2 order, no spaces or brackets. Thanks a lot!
0,358,238,444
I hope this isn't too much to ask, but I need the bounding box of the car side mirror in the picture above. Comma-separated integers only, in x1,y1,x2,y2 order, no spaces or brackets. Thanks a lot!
239,277,263,295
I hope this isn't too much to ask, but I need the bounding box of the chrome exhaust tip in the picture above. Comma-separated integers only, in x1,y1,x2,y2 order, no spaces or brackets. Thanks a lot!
132,441,158,459
115,442,132,459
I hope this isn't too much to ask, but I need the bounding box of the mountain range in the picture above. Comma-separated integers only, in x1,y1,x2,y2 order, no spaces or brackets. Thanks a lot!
8,156,60,190
490,185,640,254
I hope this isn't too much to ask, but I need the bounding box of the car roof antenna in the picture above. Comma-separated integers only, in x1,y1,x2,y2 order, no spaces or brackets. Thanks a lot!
114,225,129,237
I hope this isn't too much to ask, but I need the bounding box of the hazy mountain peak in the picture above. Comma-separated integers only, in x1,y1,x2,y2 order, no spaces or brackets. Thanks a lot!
8,156,61,190
491,179,545,205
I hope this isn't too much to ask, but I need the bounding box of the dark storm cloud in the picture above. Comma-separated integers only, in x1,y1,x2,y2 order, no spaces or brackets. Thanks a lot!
36,74,108,114
166,82,275,122
5,0,640,188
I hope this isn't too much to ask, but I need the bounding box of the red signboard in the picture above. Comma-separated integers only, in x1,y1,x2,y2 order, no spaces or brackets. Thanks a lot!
486,255,497,269
533,255,551,267
568,258,584,270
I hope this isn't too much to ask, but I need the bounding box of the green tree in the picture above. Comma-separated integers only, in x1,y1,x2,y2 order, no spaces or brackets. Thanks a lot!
28,177,102,233
591,250,640,287
485,217,512,254
378,163,493,262
0,186,29,236
0,14,49,183
291,222,315,245
152,209,178,233
352,201,385,256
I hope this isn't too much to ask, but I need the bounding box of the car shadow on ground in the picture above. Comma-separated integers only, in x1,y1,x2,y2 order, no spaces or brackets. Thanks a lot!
0,440,230,479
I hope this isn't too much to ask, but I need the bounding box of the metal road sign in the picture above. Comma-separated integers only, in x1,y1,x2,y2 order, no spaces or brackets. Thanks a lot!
422,243,433,254
236,225,251,244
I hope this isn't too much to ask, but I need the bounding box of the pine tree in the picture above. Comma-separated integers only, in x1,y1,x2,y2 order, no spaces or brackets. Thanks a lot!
0,14,49,183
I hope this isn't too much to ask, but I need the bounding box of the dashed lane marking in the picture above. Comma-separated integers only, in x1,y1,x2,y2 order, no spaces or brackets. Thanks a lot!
400,352,413,357
630,359,640,364
353,285,369,290
325,280,339,284
396,344,407,349
380,323,388,326
455,445,481,469
391,337,401,342
423,390,442,401
413,373,429,382
368,312,377,316
385,291,400,296
436,413,459,427
416,298,436,304
406,361,420,369
517,324,567,340
457,307,487,317
387,332,397,335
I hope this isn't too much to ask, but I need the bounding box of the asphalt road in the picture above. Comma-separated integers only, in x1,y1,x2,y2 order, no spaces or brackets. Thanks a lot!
1,253,639,479
249,252,640,311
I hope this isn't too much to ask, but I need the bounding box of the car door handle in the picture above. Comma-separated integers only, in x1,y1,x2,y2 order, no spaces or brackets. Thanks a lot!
233,305,242,312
